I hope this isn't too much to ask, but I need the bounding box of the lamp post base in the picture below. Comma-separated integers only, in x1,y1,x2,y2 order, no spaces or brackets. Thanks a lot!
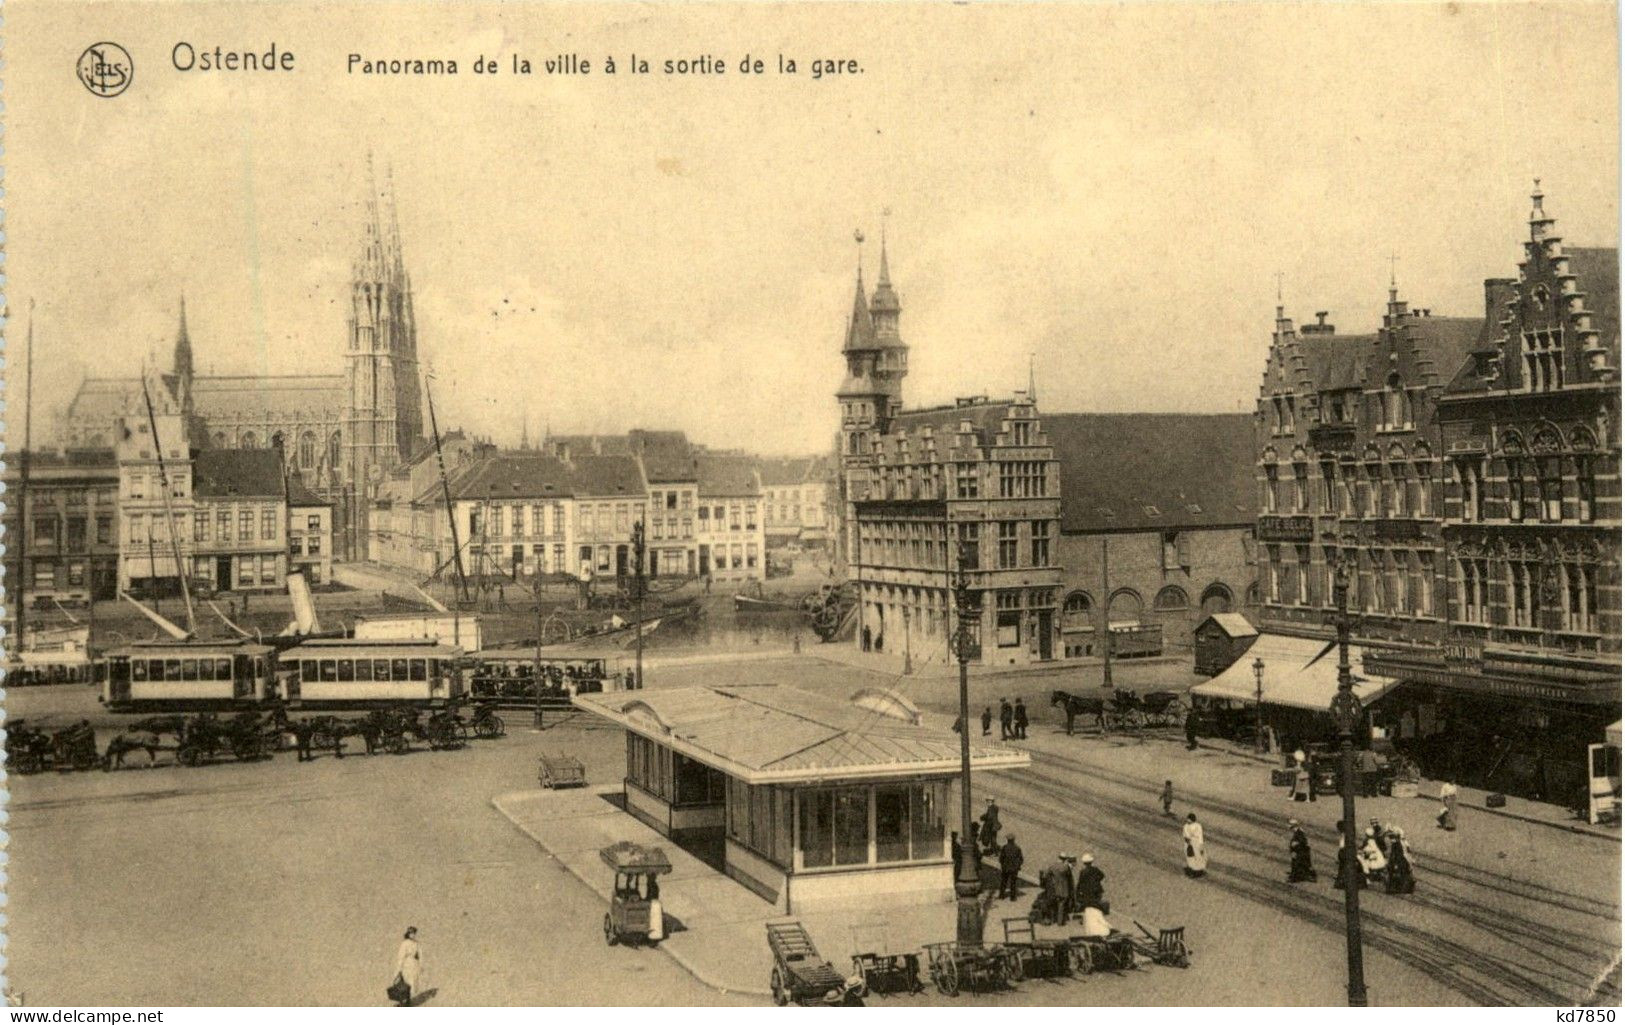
955,890,984,946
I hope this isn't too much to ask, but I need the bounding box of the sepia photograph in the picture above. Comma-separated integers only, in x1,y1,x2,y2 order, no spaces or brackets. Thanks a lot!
1,0,1620,1010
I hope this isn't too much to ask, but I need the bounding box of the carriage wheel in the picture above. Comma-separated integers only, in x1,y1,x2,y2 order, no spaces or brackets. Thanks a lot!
14,751,43,775
475,719,499,739
935,958,959,996
850,960,869,999
233,737,263,762
770,967,788,1006
1068,943,1093,976
177,745,204,768
1004,951,1024,984
603,913,616,947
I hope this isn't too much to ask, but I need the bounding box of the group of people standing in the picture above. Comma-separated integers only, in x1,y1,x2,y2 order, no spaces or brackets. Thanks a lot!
1032,851,1111,934
983,698,1028,740
1292,816,1416,894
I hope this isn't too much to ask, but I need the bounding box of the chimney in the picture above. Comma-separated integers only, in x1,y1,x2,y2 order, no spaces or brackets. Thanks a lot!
1300,311,1336,336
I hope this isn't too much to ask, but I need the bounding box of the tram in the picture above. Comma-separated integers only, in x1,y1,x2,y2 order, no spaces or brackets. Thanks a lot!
102,639,279,712
281,637,466,708
466,651,611,701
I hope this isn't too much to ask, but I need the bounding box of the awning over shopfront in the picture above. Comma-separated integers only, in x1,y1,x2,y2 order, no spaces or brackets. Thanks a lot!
1191,632,1401,712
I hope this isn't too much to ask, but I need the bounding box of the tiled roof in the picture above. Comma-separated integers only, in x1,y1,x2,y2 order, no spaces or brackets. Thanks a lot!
1045,413,1256,533
574,684,1029,784
286,475,331,507
890,400,1014,447
757,456,815,487
1402,315,1485,383
193,448,286,499
1300,335,1373,392
697,454,760,497
570,454,646,498
1569,246,1620,357
449,455,575,500
191,375,345,419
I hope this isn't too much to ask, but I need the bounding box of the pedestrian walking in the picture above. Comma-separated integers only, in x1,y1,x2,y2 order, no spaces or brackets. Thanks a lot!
1436,780,1459,831
862,626,872,652
980,706,993,737
980,798,1002,853
1287,820,1316,883
1063,698,1077,736
998,835,1024,900
1013,698,1029,739
389,926,423,1006
1074,853,1105,912
1161,780,1175,817
1182,813,1207,878
1384,827,1416,894
1289,749,1311,802
1184,706,1200,750
999,699,1014,741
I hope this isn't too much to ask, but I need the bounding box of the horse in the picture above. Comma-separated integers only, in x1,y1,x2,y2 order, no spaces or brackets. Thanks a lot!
103,732,162,771
1052,691,1107,735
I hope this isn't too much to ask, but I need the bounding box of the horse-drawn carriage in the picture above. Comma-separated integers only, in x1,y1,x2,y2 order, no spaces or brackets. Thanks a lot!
6,719,98,774
1052,689,1187,734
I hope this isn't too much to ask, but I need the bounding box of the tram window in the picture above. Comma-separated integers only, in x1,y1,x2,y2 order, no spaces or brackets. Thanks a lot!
132,659,149,681
375,659,392,681
392,658,410,680
182,659,198,681
215,658,232,680
301,660,318,683
320,659,338,682
165,659,182,681
336,659,354,682
409,659,427,681
356,658,374,681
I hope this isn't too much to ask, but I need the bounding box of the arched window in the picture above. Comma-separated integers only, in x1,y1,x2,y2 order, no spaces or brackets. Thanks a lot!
1154,586,1189,611
212,432,227,448
1199,583,1233,615
1384,372,1404,429
1107,589,1143,625
1062,591,1093,631
240,430,258,448
328,432,343,471
299,431,318,469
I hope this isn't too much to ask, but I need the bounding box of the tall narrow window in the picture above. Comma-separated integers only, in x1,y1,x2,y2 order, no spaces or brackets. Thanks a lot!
1263,465,1279,513
1391,463,1409,516
1577,457,1596,522
1506,459,1525,523
1293,463,1309,513
1319,461,1336,513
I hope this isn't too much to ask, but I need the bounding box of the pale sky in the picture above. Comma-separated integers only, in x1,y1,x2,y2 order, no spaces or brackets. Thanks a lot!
6,1,1619,456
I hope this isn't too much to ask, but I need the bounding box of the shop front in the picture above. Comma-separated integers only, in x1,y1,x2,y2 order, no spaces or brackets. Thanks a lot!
576,684,1029,912
1363,647,1620,806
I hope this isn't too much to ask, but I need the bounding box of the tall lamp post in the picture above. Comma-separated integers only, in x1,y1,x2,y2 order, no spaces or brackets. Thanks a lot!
952,541,984,945
632,513,647,690
1252,656,1267,754
1329,555,1369,1006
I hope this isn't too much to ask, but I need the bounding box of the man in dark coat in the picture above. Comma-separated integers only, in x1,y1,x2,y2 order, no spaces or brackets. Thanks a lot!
1013,699,1029,739
1288,820,1317,883
980,799,1002,853
1074,853,1105,912
998,835,1024,900
1039,854,1074,925
1185,706,1200,750
999,699,1014,740
980,706,993,736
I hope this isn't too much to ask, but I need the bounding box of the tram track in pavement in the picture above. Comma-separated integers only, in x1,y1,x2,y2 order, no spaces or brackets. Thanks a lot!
983,758,1615,1006
1036,738,1621,922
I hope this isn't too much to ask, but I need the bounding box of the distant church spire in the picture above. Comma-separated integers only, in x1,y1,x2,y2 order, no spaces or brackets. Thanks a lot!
173,294,194,384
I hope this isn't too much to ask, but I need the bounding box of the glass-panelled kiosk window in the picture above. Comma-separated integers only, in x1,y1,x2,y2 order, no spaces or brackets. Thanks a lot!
729,779,947,870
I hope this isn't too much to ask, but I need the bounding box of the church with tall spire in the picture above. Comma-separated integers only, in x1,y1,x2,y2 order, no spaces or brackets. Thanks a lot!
58,156,428,559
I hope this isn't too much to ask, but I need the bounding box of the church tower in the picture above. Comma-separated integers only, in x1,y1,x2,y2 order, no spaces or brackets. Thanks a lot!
342,156,425,557
835,230,909,571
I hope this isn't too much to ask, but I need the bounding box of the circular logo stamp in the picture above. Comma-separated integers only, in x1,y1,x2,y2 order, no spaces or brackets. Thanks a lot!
77,42,133,98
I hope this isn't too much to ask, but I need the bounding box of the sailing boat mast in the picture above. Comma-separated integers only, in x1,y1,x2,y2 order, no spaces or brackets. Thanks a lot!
140,365,196,634
424,376,470,604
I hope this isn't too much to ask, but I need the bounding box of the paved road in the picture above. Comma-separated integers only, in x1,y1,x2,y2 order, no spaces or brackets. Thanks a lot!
8,652,1619,1006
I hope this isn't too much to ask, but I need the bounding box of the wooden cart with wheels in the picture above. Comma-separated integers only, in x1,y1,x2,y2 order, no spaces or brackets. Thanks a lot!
765,920,861,1006
600,842,671,947
539,752,587,789
1131,921,1192,968
999,918,1073,980
1066,933,1138,974
848,923,922,997
922,942,1018,996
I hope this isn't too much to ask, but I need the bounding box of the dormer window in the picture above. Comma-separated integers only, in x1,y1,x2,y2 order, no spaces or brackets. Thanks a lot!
1011,420,1033,446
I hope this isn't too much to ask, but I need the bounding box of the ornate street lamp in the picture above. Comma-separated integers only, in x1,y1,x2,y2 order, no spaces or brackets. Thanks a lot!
1252,656,1267,753
1329,554,1369,1007
952,540,984,945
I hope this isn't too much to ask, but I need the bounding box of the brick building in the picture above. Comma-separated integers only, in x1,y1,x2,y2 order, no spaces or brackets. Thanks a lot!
1047,414,1258,659
1,449,120,608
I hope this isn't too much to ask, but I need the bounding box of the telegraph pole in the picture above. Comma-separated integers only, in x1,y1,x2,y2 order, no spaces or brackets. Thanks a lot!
15,301,35,647
632,509,647,690
952,541,984,945
1330,555,1369,1006
1100,537,1113,688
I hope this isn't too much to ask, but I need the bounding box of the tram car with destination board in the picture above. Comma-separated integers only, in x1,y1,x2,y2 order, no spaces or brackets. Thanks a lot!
280,638,466,708
101,640,279,712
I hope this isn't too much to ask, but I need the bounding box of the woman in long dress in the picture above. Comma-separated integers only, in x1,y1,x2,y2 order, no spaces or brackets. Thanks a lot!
1357,828,1388,886
1385,828,1416,894
1182,813,1207,878
1437,780,1459,831
393,927,423,1006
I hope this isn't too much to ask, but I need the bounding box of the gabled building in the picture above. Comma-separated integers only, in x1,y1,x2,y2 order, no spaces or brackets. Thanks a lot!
1,448,120,609
190,448,289,592
758,456,833,546
696,454,765,582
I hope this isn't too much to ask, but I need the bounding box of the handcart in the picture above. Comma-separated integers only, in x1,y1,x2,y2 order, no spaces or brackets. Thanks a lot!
1065,932,1138,974
1131,921,1192,968
922,942,1018,997
539,752,587,789
765,920,862,1006
848,923,922,996
1000,917,1073,980
600,841,671,946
